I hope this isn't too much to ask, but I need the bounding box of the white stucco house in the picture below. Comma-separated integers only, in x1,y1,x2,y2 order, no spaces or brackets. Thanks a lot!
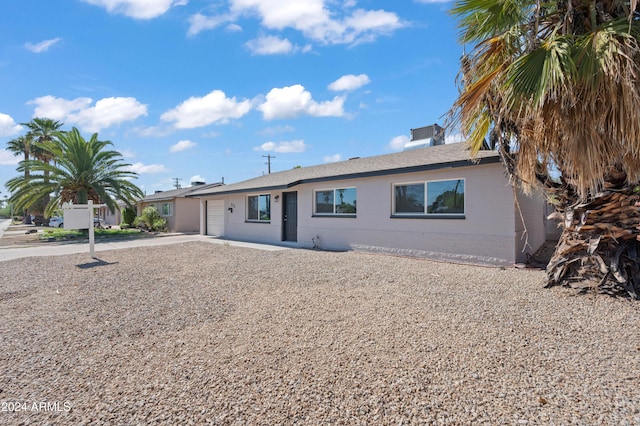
188,142,547,266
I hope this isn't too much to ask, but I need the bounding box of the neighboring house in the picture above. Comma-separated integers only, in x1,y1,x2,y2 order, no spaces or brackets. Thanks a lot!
188,142,547,266
139,182,224,233
97,201,130,227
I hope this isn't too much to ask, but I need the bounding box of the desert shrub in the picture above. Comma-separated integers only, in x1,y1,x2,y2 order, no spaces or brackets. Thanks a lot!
122,207,136,225
135,206,167,232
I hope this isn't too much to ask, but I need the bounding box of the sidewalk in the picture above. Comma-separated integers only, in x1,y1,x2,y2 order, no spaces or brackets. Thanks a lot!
0,233,289,262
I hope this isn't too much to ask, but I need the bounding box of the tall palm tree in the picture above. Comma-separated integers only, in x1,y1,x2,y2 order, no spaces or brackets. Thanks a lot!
7,127,143,218
22,118,64,214
6,134,34,223
450,1,640,297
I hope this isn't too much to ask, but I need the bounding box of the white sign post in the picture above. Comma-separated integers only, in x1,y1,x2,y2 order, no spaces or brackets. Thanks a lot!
62,201,105,258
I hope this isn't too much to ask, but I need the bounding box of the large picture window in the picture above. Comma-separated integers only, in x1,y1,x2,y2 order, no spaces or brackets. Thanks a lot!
393,179,464,216
314,188,356,216
247,194,271,222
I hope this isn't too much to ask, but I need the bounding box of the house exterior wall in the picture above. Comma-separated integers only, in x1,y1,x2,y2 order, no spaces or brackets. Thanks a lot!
198,162,545,266
514,190,547,263
138,198,200,232
173,197,200,233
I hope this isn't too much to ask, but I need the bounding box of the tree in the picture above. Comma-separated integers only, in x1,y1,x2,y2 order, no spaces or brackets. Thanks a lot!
450,1,640,298
6,134,34,223
22,118,64,214
7,127,143,218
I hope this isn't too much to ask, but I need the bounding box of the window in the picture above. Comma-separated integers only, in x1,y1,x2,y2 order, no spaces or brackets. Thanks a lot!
393,179,464,216
247,194,271,222
314,188,356,216
160,202,172,217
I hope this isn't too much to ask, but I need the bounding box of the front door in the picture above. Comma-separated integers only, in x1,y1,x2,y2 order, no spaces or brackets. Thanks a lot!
282,191,297,242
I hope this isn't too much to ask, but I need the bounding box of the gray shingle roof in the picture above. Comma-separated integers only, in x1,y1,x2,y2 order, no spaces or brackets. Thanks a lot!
188,143,500,197
143,182,224,201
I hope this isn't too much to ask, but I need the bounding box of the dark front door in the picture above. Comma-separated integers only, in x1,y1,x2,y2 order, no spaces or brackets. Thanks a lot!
282,191,297,242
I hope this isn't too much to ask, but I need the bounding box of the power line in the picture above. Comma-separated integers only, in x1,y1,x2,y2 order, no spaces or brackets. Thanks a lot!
262,155,275,174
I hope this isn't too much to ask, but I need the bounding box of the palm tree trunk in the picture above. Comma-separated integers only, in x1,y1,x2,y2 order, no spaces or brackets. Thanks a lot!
545,174,640,299
23,151,32,224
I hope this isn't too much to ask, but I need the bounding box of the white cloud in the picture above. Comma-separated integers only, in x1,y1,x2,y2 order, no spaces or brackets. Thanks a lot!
27,96,93,121
191,1,406,45
189,174,206,184
188,12,235,36
415,0,452,3
0,113,23,137
67,97,148,133
328,73,370,91
127,162,168,174
27,95,147,132
161,90,252,129
0,150,20,166
119,148,136,158
387,134,409,151
170,139,197,152
25,38,62,53
80,0,184,19
254,140,307,153
245,35,294,55
323,154,341,162
258,84,345,120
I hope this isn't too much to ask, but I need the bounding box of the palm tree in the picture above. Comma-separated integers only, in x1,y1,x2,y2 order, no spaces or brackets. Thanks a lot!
449,1,640,298
22,118,64,214
7,127,143,218
6,134,34,223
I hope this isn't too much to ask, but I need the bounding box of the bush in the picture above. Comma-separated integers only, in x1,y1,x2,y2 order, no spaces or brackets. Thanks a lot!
122,207,136,225
119,222,130,229
135,206,167,232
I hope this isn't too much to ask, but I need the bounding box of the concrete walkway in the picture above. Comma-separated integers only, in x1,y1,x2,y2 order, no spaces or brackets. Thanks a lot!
0,233,289,262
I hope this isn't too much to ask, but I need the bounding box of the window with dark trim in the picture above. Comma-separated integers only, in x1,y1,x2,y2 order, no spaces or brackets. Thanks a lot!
247,194,271,222
314,187,356,216
393,179,464,216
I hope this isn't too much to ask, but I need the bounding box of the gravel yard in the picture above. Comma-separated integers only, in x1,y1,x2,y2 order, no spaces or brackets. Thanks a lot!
1,242,639,425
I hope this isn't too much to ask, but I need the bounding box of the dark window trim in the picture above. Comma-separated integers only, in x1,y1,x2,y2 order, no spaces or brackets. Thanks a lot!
390,214,465,220
312,214,357,219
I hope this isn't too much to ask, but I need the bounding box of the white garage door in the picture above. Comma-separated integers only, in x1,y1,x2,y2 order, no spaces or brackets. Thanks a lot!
207,200,225,236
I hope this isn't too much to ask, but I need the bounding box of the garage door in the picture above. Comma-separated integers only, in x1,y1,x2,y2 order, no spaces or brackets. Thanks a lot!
206,200,225,236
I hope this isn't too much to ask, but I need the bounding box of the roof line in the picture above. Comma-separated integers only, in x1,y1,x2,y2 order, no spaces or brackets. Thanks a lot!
187,157,500,197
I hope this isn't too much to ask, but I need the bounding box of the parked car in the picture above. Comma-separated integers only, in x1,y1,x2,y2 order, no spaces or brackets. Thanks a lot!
48,217,107,229
48,217,63,228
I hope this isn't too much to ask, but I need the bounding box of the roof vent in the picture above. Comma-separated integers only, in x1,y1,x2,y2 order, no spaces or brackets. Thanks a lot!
191,180,206,186
348,157,360,160
154,190,163,194
405,124,445,150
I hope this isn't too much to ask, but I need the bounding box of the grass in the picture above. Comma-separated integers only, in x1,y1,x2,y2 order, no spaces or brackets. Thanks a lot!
40,228,143,241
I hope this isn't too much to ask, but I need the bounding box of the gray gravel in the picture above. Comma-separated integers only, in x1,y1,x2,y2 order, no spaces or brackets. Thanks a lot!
1,242,639,425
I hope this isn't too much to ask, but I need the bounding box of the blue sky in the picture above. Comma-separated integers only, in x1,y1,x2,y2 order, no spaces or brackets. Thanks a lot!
0,0,463,195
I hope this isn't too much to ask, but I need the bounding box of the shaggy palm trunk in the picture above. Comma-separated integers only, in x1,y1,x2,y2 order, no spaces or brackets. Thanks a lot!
545,171,640,299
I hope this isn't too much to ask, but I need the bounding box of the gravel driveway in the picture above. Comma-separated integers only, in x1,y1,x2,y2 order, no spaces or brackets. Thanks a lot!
1,242,639,424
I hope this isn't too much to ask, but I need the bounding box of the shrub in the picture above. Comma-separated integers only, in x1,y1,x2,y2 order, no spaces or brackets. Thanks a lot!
122,207,136,225
135,206,167,232
120,222,130,229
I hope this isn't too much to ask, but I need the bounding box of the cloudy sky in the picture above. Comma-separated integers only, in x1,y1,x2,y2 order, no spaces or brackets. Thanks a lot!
0,0,461,194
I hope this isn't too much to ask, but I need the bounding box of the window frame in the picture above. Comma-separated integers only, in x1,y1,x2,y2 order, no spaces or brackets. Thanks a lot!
159,202,173,217
313,187,357,217
392,178,465,219
246,193,271,223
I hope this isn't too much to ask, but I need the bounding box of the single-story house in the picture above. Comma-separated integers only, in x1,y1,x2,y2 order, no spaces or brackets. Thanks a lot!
139,182,223,233
188,142,547,266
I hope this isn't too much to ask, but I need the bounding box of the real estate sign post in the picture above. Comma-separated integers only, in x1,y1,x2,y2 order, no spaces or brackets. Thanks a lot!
62,200,104,258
